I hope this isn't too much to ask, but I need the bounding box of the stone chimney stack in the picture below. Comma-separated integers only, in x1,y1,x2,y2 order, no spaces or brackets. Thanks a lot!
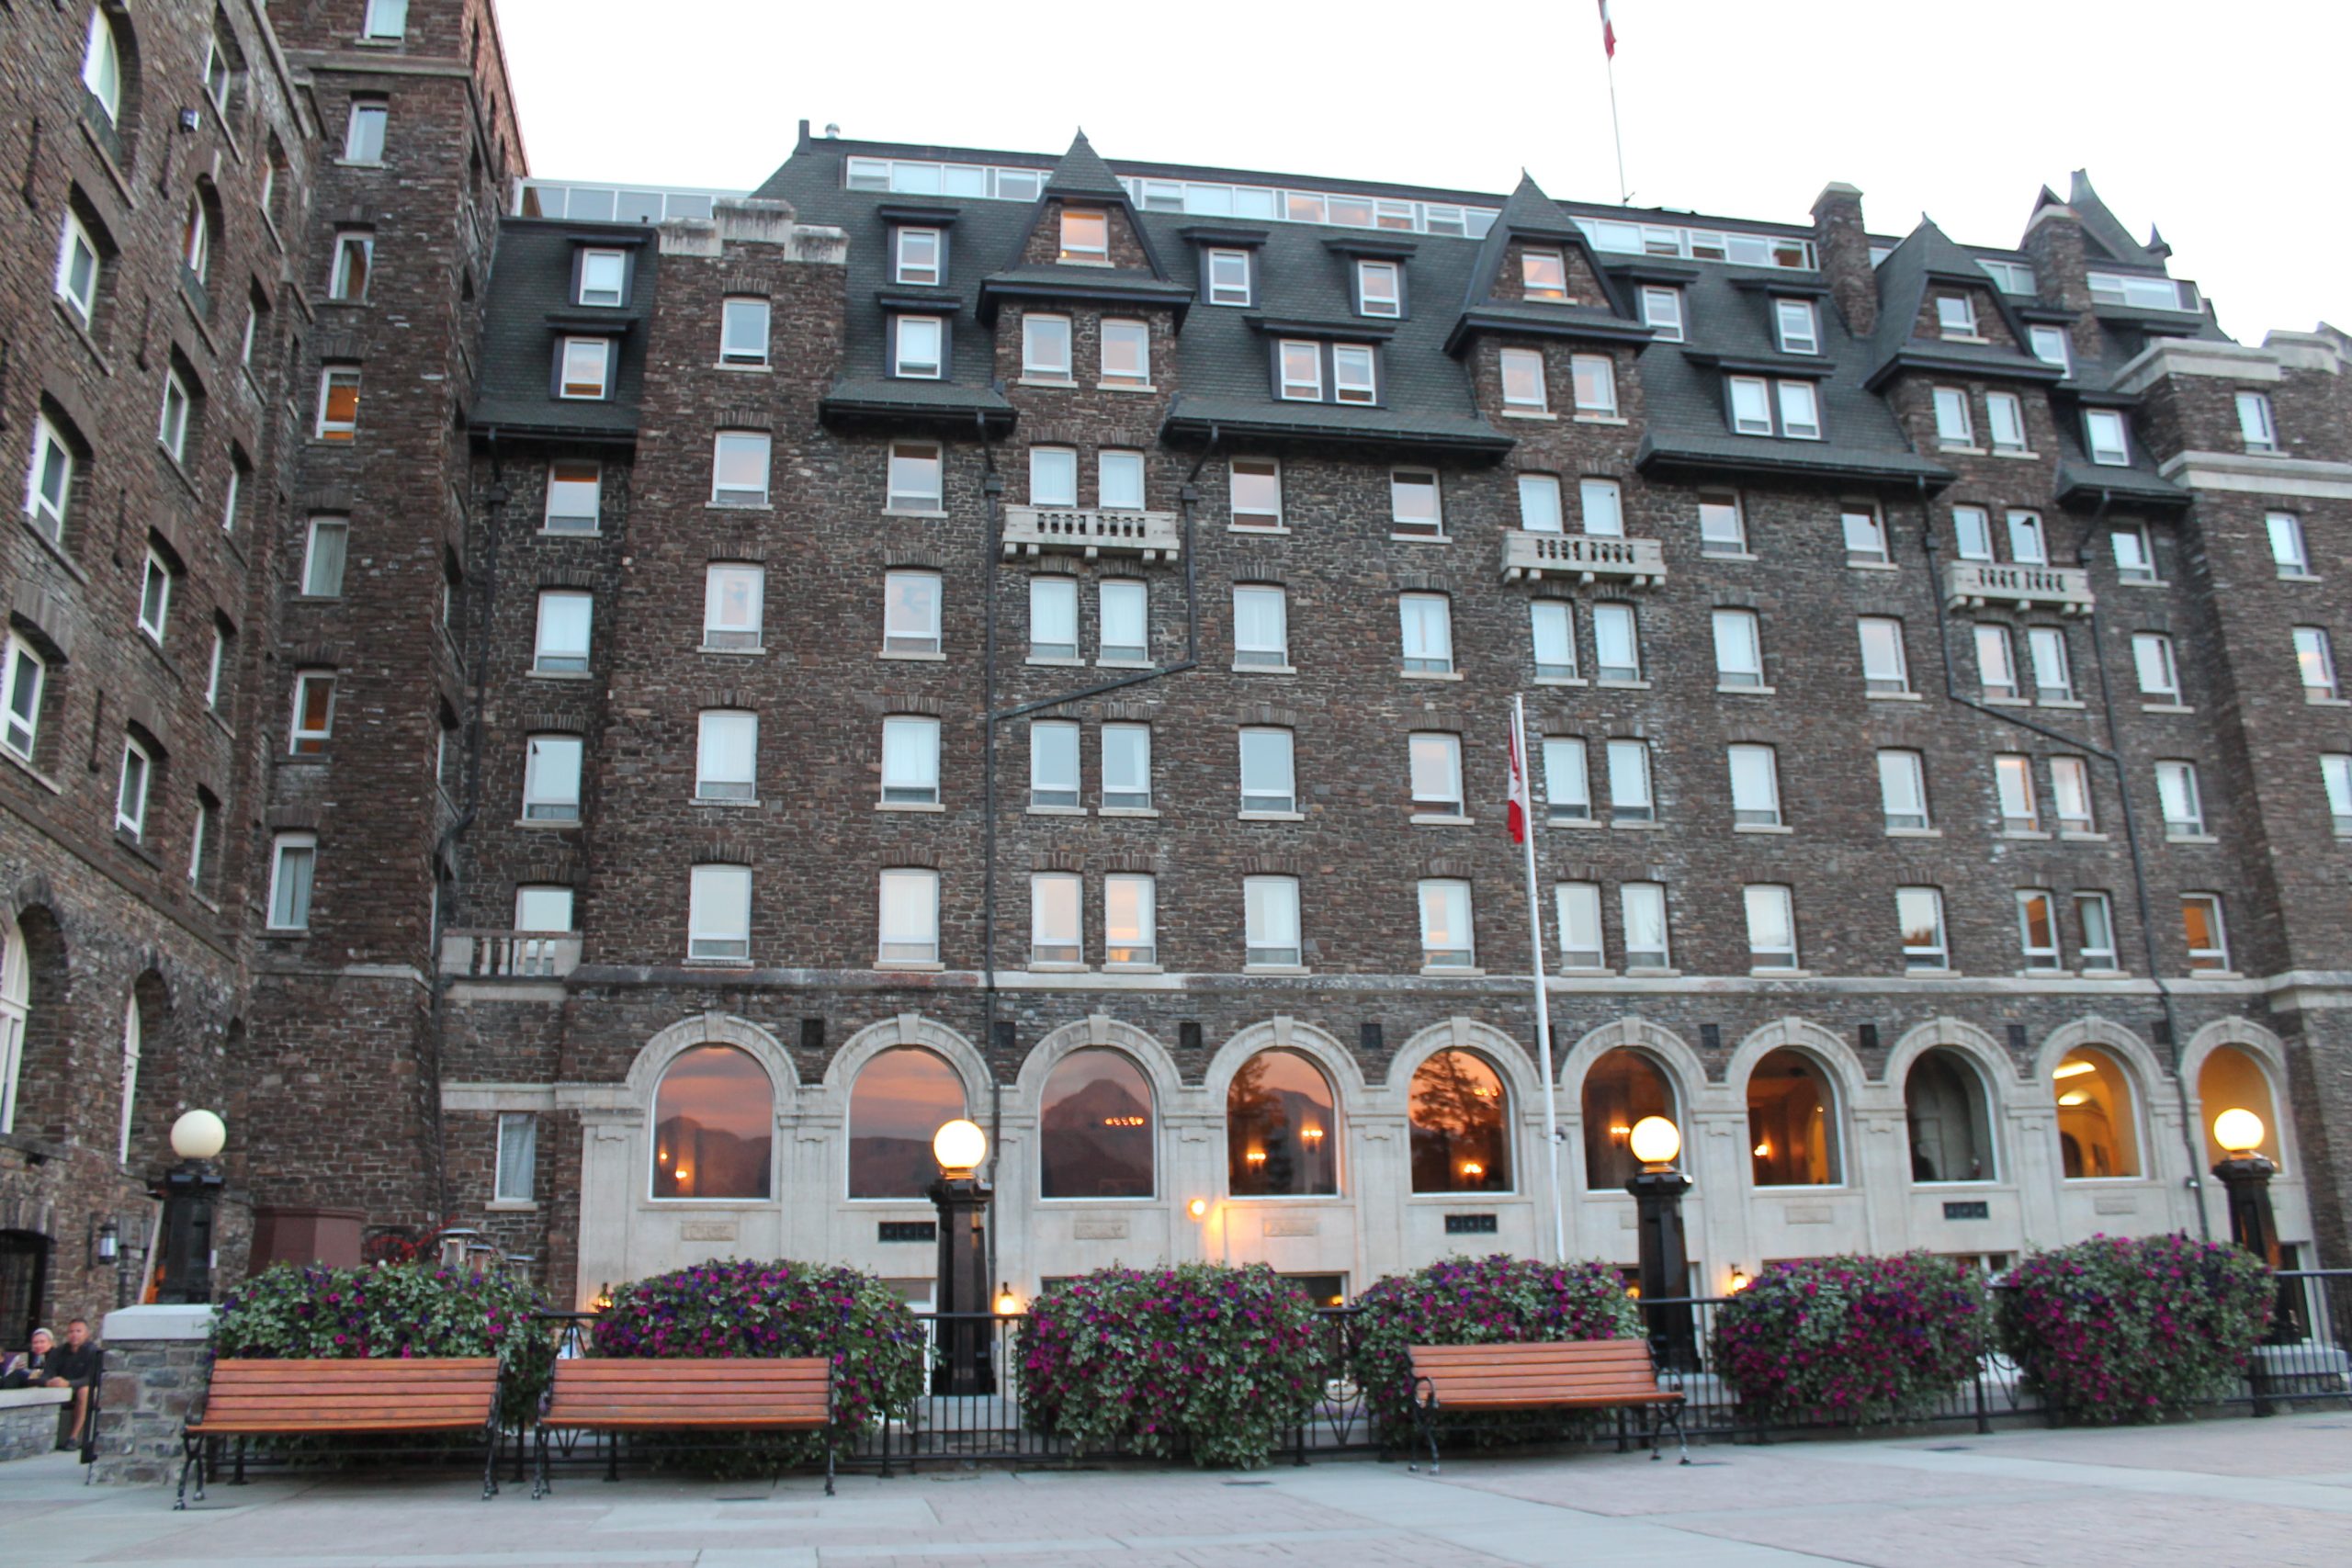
1811,183,1876,340
2018,197,2096,358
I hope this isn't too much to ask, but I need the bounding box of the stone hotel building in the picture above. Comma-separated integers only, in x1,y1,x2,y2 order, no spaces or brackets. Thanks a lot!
3,0,2349,1335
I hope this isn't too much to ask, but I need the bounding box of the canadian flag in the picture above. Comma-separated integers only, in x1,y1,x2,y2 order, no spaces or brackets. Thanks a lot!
1507,702,1532,846
1598,0,1617,58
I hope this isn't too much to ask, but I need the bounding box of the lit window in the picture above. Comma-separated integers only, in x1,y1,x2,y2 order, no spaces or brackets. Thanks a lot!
1728,376,1772,435
1570,354,1616,414
2111,525,2155,582
849,1045,959,1193
1521,250,1568,300
1744,885,1799,971
1727,743,1781,827
1986,391,2027,452
2,636,47,762
55,210,101,327
1556,882,1604,967
878,569,934,655
329,232,372,300
721,297,770,365
2132,632,2181,702
1332,344,1378,403
2181,894,2229,972
1100,579,1148,662
1028,577,1078,660
521,734,583,821
1399,593,1453,675
2325,754,2352,838
1233,585,1288,668
2052,755,2096,834
1243,875,1302,967
1229,457,1282,526
1531,601,1576,680
1204,248,1251,307
877,868,940,964
495,1113,537,1204
1579,478,1623,536
345,101,388,164
1860,617,1909,695
887,441,942,511
364,0,410,39
115,735,151,839
1994,753,2039,832
1878,749,1928,830
25,414,75,541
1357,260,1402,317
1622,883,1670,968
316,366,361,440
1698,491,1745,554
1641,287,1683,342
1238,727,1295,814
288,671,334,755
302,516,348,596
1936,295,1977,337
1516,474,1563,532
544,459,601,532
1606,738,1652,822
1418,880,1475,969
1277,339,1321,400
696,710,758,802
533,590,593,674
1713,608,1764,688
690,864,753,962
268,833,316,930
2085,409,2130,466
1031,874,1082,964
1774,299,1818,354
1593,603,1640,682
559,337,611,399
1897,887,1947,970
1500,348,1547,411
1023,313,1072,378
137,548,172,644
2028,626,2074,702
2018,889,2061,970
2236,390,2278,453
1101,319,1150,386
1777,379,1821,440
1390,468,1441,536
1951,505,1994,561
1058,209,1108,263
2075,893,2119,972
1543,737,1589,821
894,227,943,286
880,715,940,807
1102,722,1151,810
1842,502,1887,562
2029,325,2072,375
1933,388,1973,446
2267,512,2310,577
892,315,943,378
2156,760,2205,835
1408,731,1464,816
1104,874,1156,965
2297,626,2339,698
1098,449,1145,510
158,367,192,460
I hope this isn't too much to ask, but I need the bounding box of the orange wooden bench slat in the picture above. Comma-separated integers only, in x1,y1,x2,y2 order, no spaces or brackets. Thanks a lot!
553,1361,830,1380
195,1416,493,1434
560,1416,828,1430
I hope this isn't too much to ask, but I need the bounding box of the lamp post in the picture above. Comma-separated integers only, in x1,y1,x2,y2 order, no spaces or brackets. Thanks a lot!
1624,1115,1696,1372
929,1118,995,1395
2211,1108,2301,1348
155,1110,227,1305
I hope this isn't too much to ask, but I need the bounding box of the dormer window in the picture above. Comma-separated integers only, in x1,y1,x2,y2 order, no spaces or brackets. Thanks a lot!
1205,248,1251,307
895,227,943,287
1521,250,1568,301
1773,299,1818,355
559,337,612,400
1278,340,1322,400
2029,325,2072,376
1277,339,1379,405
1727,375,1821,439
892,315,944,379
577,249,627,308
1357,260,1402,318
1936,295,1979,338
1332,344,1378,404
2085,409,2131,467
1641,287,1684,343
1058,209,1108,264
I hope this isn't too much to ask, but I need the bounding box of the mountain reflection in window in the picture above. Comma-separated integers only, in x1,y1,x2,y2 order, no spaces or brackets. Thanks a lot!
1227,1048,1338,1196
1039,1048,1153,1198
849,1045,965,1199
650,1044,772,1199
1408,1049,1510,1193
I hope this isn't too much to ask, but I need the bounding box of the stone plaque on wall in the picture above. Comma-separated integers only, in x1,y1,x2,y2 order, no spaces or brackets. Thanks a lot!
680,1220,738,1243
1263,1215,1319,1237
1073,1217,1129,1240
1783,1202,1833,1224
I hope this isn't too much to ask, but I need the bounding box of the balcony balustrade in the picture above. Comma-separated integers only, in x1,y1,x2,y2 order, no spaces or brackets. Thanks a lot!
440,930,581,979
1942,559,2095,615
1001,504,1182,562
1498,530,1667,587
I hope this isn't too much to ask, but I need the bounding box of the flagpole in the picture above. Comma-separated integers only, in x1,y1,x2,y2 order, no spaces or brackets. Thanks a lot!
1514,694,1566,1266
1604,43,1629,206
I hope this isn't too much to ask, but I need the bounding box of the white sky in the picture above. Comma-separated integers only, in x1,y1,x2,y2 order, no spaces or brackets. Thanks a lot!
493,0,2347,341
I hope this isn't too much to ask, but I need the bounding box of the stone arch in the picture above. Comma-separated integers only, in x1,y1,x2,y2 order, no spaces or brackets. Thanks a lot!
822,1012,990,1104
1014,1014,1182,1108
621,1011,798,1103
2,904,68,1142
1727,1017,1867,1101
83,3,147,164
1558,1017,1706,1104
2034,1016,2166,1089
122,967,174,1169
2180,1016,2294,1168
1883,1016,2024,1093
1387,1017,1538,1103
1204,1017,1368,1104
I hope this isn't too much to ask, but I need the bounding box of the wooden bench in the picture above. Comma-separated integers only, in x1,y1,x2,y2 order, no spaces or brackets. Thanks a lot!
177,1357,503,1508
1407,1339,1686,1472
533,1358,835,1497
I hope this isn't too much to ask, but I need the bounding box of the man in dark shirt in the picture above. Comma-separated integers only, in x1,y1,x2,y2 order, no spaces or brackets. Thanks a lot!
44,1318,100,1448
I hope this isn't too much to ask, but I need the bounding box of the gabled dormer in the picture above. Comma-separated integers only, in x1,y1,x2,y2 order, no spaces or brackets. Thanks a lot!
1443,175,1648,355
1860,220,2062,394
978,131,1192,327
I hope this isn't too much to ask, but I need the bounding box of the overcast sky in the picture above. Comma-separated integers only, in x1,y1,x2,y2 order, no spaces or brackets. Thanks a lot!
493,0,2346,341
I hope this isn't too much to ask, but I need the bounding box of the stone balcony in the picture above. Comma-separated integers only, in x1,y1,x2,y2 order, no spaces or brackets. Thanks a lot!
1941,559,2096,615
1002,504,1182,562
1498,531,1667,587
439,929,581,979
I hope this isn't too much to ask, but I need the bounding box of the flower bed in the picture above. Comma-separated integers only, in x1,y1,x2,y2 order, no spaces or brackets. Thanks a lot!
1995,1235,2271,1423
1018,1263,1323,1468
1350,1254,1642,1449
1710,1252,1985,1426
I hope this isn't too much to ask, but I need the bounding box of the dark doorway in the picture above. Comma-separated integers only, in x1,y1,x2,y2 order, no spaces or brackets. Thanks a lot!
0,1231,50,1349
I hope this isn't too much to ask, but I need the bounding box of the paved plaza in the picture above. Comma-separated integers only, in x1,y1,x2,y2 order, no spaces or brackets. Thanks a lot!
3,1415,2348,1566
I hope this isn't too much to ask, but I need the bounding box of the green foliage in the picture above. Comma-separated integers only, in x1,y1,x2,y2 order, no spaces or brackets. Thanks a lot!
1710,1252,1985,1425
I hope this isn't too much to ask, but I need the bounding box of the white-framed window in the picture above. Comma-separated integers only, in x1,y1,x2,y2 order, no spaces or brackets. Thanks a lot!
1408,731,1464,816
364,0,410,39
1779,384,1829,440
2133,632,2181,702
894,227,943,287
2018,889,2061,970
329,232,372,301
2028,325,2072,375
2157,760,2205,835
559,336,612,400
1994,752,2039,832
1936,295,1978,337
1028,576,1078,660
1332,344,1378,404
1933,388,1973,446
220,457,243,535
2007,510,2047,565
316,366,361,440
1976,624,2018,699
83,6,125,125
187,795,210,888
1101,319,1150,387
158,367,192,460
1028,446,1078,508
887,441,942,511
1031,873,1082,964
1641,287,1684,342
1238,727,1295,813
288,671,334,755
1516,473,1563,532
494,1112,537,1204
2111,525,2155,582
55,209,101,327
345,101,388,164
241,296,260,366
137,548,173,644
2052,755,2096,833
1390,468,1442,536
1104,873,1156,965
115,735,151,838
1593,602,1640,682
1543,736,1590,822
1030,718,1080,808
1728,376,1773,436
2297,626,2339,698
2028,626,2074,702
1744,884,1799,970
1244,874,1302,967
521,734,583,822
515,886,575,934
720,297,770,365
1951,504,1994,561
1521,250,1568,300
2,637,46,762
1233,584,1288,668
1775,298,1820,354
1418,879,1476,969
1622,882,1670,969
1897,886,1948,970
1556,882,1604,968
1986,391,2027,452
880,715,941,807
1399,593,1453,674
267,833,316,931
1057,209,1108,263
2075,892,2119,972
1606,737,1652,822
1277,339,1322,400
1102,722,1151,810
2085,409,2130,466
1098,449,1145,510
696,709,758,802
2236,390,2278,454
576,248,626,307
1842,502,1887,562
543,459,602,532
1100,580,1148,662
1500,348,1547,411
2181,894,2229,972
300,515,348,597
25,413,74,541
1355,259,1402,317
1713,607,1763,687
1878,749,1929,830
1204,247,1251,307
1698,491,1744,554
892,315,943,378
689,864,753,962
534,590,592,674
704,563,765,651
1570,354,1616,415
2325,753,2352,837
2268,512,2310,577
1727,743,1781,827
1579,478,1623,536
182,196,210,280
1229,457,1281,526
1531,600,1577,680
1023,313,1072,378
1860,616,1909,694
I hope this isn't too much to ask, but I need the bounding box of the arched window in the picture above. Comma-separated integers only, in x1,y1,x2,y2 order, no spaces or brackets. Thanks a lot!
1747,1048,1840,1186
1905,1048,1996,1182
1039,1048,1153,1199
1582,1047,1676,1190
1408,1049,1509,1192
2198,1043,2281,1168
82,7,125,126
2054,1045,2140,1179
650,1044,772,1199
847,1045,963,1198
116,994,140,1164
0,913,27,1134
1227,1048,1338,1197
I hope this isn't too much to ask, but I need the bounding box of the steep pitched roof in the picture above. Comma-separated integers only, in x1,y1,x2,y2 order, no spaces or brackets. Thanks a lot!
2067,170,2162,268
1862,218,2055,388
1044,130,1130,201
1457,173,1629,323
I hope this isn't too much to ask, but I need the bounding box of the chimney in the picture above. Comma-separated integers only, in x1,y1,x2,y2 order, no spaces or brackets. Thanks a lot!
2018,198,2095,358
1811,183,1875,339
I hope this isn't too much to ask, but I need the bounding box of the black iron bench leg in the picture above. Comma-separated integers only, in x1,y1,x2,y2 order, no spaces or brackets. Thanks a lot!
825,1441,836,1498
1667,1401,1690,1464
1615,1407,1629,1453
532,1426,549,1499
481,1421,499,1500
1407,1389,1441,1475
605,1430,618,1483
175,1429,198,1509
231,1436,247,1484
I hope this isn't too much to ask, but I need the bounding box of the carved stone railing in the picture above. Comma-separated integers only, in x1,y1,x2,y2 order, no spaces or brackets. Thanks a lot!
1498,531,1667,586
439,930,582,979
1002,505,1182,562
1941,560,2095,615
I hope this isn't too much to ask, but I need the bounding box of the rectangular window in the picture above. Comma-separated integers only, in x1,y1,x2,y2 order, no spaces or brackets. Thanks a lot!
1058,209,1108,263
268,833,316,930
706,563,765,651
1500,348,1547,411
2029,325,2072,375
2,637,45,761
1229,457,1282,526
288,671,334,755
1277,339,1322,400
577,249,626,307
1641,287,1683,342
1098,449,1145,511
2133,633,2181,701
2181,894,2229,972
1622,882,1670,968
2018,889,2061,970
2267,512,2309,576
1244,875,1302,967
2236,390,2278,453
880,715,941,807
1104,874,1156,965
894,227,943,287
494,1113,537,1204
534,591,593,674
157,369,191,460
1531,601,1577,680
892,315,943,378
2326,753,2352,837
1745,885,1798,970
1570,354,1616,415
696,710,758,802
1986,391,2027,452
1897,886,1948,970
1727,743,1781,827
1593,602,1640,682
887,441,943,511
2007,510,2048,566
1419,879,1475,968
1390,468,1442,536
1727,376,1772,435
1544,737,1590,822
1842,503,1887,562
26,414,74,541
1238,727,1295,813
1030,719,1080,809
1029,576,1078,660
711,432,772,506
2111,525,2155,582
1102,722,1151,810
1332,344,1378,404
721,297,770,365
300,516,348,597
1031,873,1082,964
1357,260,1402,318
2085,409,2130,466
544,459,602,532
1233,585,1288,668
1027,446,1078,508
2075,892,2119,972
2052,755,2096,834
876,868,939,963
111,736,148,838
1408,731,1464,816
1976,624,2018,699
2296,626,2339,698
1399,593,1453,674
1859,617,1909,695
1101,319,1150,387
1698,491,1745,554
1995,753,2039,832
1713,608,1763,687
1933,388,1973,446
1023,313,1072,378
205,626,226,710
187,796,210,888
522,734,583,822
137,549,173,644
689,864,752,962
1878,749,1929,830
1775,299,1819,354
1951,505,1994,562
2028,626,2074,702
1099,580,1148,662
1936,295,1977,337
1579,478,1623,536
1556,882,1604,968
559,337,611,399
1776,380,1821,440
315,365,361,441
1521,250,1569,300
344,102,387,163
2157,760,2205,835
365,0,410,40
1517,474,1564,531
329,232,372,301
1606,738,1653,822
1204,248,1251,307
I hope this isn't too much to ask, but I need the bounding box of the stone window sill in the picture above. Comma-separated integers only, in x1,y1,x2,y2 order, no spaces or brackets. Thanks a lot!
1701,549,1758,563
1420,965,1486,977
1028,962,1090,974
876,649,943,661
1501,408,1557,422
703,644,768,658
2307,695,2352,707
882,507,949,520
1387,532,1450,545
1244,964,1310,976
1547,816,1599,829
2001,829,2052,840
1233,662,1296,675
1610,818,1661,830
1097,658,1154,670
2277,571,2321,584
1229,522,1289,535
1027,805,1086,817
876,801,944,813
1848,558,1897,571
1559,966,1614,978
1594,678,1651,690
1573,412,1629,425
1018,375,1078,389
1410,813,1473,827
1623,966,1680,978
1735,823,1792,834
485,1200,538,1213
714,361,772,373
1027,655,1086,668
1983,694,2030,706
1238,809,1305,822
1095,382,1158,394
876,960,945,972
1100,807,1161,818
1399,669,1463,682
2060,829,2109,842
1988,447,2041,460
1885,827,1942,839
706,501,774,513
1535,675,1588,687
1867,690,1922,702
2166,832,2220,845
2142,702,2194,714
1717,682,1774,695
2039,698,2087,709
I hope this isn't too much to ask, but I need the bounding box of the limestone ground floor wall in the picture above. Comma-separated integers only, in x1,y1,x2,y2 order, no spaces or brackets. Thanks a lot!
429,971,2333,1310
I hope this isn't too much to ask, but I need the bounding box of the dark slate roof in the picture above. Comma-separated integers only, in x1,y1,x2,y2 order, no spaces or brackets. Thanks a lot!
2067,170,2163,268
469,220,654,440
1044,131,1130,200
1462,174,1627,317
1861,219,2050,388
2049,419,2189,507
